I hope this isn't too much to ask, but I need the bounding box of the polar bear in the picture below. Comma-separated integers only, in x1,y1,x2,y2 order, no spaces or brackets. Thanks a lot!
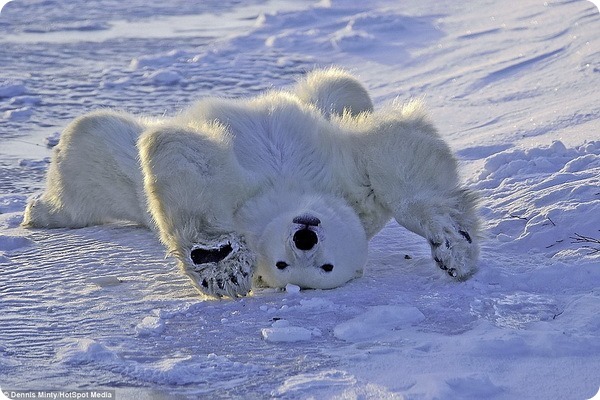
22,68,479,297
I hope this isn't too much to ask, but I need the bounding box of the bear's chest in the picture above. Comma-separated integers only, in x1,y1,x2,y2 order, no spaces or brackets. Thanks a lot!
230,118,336,190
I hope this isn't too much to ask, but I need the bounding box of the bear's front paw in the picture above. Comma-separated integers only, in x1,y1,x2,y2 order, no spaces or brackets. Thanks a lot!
429,227,478,280
182,235,255,298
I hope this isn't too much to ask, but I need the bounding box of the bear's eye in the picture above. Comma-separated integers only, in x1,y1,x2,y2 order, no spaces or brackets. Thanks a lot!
321,263,334,272
276,261,289,270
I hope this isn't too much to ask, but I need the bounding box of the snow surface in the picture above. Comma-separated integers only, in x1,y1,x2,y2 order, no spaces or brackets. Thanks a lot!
1,0,599,399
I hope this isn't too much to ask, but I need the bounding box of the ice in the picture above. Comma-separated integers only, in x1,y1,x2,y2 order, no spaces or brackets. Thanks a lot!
261,319,320,343
284,283,301,293
1,0,599,398
334,305,426,342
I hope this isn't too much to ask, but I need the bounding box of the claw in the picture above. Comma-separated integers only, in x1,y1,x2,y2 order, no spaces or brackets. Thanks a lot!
459,230,472,244
447,268,458,278
434,257,448,270
429,240,442,248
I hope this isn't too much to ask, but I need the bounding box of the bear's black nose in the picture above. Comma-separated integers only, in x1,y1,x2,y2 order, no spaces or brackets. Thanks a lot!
293,228,318,251
293,214,321,227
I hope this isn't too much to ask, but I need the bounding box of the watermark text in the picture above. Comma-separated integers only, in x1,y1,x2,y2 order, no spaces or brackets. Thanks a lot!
2,391,115,400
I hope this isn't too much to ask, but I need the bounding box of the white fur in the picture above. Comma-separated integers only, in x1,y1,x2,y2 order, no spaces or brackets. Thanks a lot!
22,111,152,228
23,68,480,297
292,67,374,118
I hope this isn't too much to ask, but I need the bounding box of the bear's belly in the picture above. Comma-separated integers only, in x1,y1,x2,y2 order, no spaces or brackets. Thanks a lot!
342,186,392,239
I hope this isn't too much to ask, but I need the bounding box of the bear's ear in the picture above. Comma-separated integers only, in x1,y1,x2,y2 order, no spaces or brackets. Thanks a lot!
190,243,233,265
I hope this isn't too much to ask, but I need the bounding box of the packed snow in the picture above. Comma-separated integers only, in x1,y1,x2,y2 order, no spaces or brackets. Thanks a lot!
1,0,599,399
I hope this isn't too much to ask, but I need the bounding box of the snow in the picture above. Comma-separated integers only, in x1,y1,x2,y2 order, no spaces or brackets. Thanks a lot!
0,0,599,399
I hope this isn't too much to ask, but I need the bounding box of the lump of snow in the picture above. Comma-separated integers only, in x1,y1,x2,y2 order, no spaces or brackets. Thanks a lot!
129,49,192,70
0,195,28,214
334,305,425,342
562,154,600,173
3,107,32,121
273,370,357,397
478,140,578,181
0,235,35,252
144,69,182,86
0,79,27,98
61,21,110,32
129,354,259,386
18,157,50,169
285,283,301,293
45,131,61,148
329,23,375,50
100,77,132,89
89,276,122,287
0,213,25,229
476,140,600,257
10,95,41,106
135,316,166,336
254,13,267,27
56,338,119,365
261,319,320,342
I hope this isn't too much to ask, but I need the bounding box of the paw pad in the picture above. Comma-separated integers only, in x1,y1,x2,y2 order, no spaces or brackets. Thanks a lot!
191,242,233,264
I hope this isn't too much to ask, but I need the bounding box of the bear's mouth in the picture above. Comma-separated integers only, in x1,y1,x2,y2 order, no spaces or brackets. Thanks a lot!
190,242,233,265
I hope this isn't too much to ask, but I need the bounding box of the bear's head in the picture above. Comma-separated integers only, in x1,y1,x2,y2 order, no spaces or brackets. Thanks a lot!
248,193,368,290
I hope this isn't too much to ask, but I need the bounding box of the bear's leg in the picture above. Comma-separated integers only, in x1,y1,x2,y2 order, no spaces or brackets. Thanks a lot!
361,103,480,279
22,110,150,229
293,68,373,118
138,123,256,297
394,188,480,280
